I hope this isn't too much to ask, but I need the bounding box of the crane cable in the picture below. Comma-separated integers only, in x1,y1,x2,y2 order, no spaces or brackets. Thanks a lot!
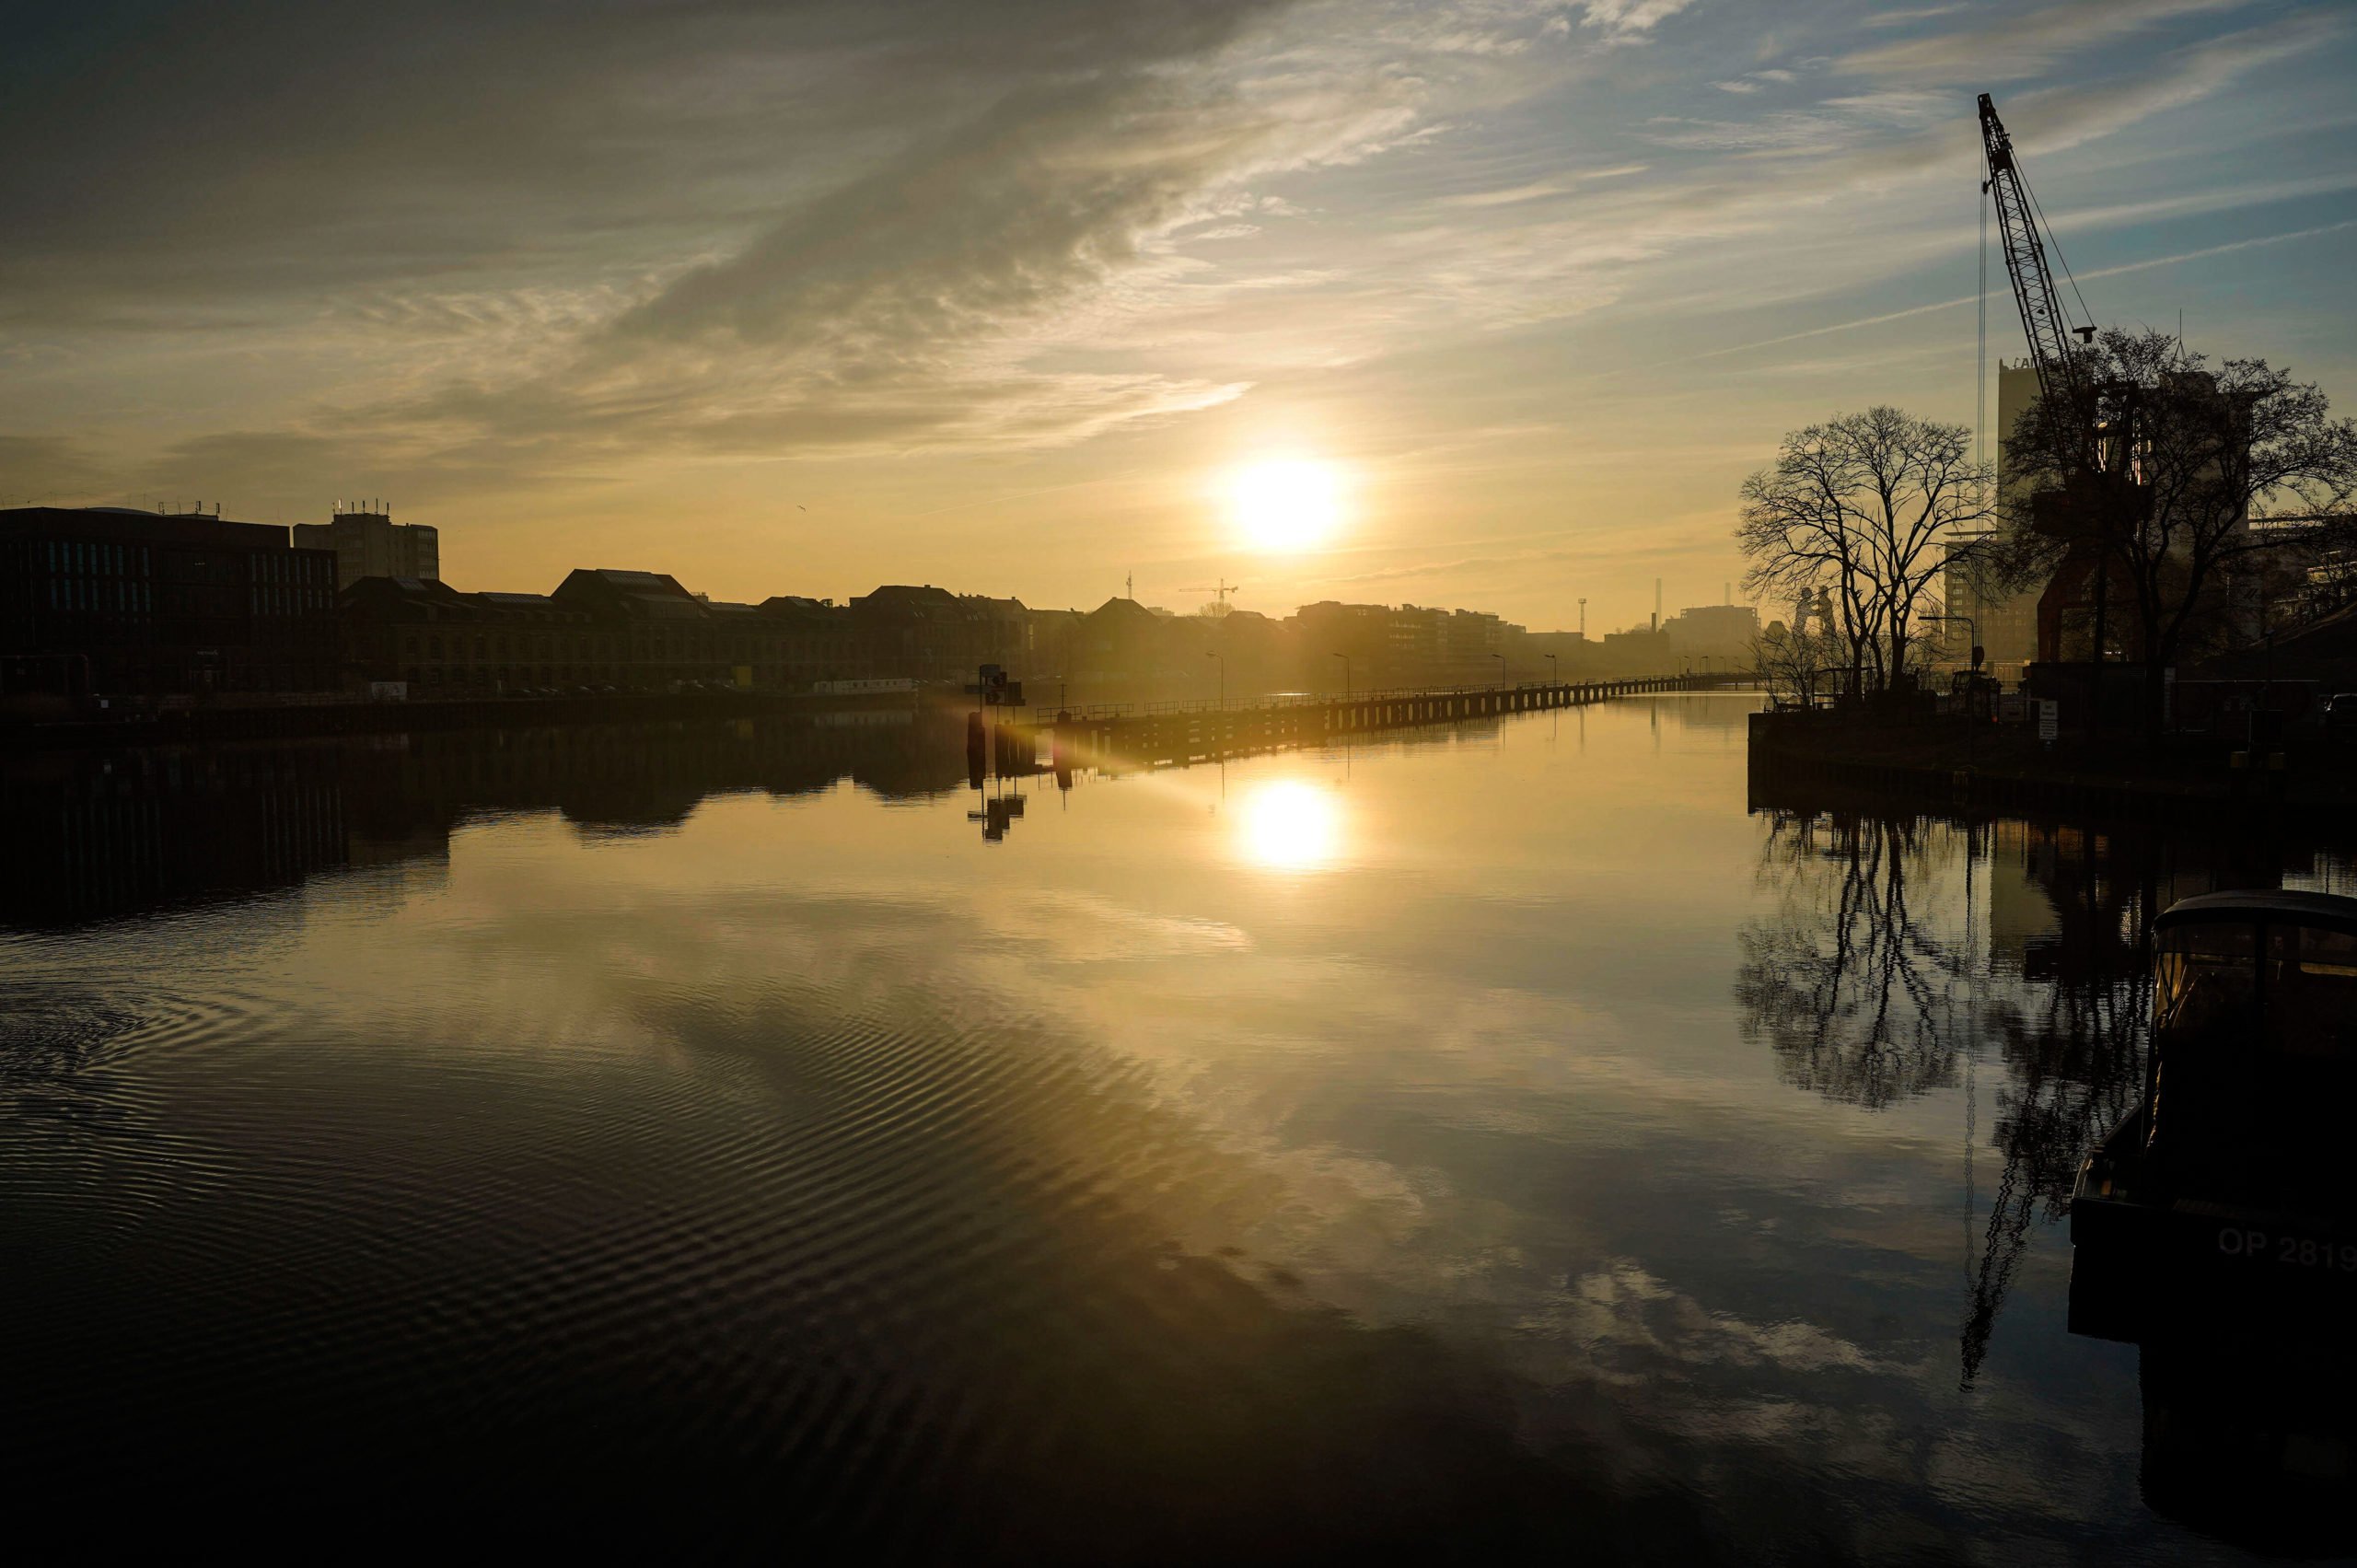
2022,176,2095,339
1977,137,1989,471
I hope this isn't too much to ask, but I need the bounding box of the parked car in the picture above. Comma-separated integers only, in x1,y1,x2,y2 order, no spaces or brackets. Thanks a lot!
2325,691,2357,733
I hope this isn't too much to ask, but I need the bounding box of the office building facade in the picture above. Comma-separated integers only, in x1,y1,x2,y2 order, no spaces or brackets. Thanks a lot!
0,506,338,695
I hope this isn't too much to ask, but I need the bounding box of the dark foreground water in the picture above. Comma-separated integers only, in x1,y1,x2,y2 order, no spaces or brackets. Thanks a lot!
3,697,2351,1561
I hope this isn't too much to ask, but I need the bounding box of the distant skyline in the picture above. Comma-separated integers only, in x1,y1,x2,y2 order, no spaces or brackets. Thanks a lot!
6,0,2353,634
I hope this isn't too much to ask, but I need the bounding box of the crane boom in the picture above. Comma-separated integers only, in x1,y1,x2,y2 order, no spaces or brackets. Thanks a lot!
1978,93,2085,410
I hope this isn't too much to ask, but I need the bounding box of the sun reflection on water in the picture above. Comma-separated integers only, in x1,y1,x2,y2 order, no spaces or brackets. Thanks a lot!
1236,779,1344,872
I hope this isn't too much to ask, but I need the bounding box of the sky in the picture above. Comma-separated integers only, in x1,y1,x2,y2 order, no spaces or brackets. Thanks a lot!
4,0,2353,634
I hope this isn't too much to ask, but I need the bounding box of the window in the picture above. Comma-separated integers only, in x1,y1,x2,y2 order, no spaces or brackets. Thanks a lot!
2154,924,2256,1044
2265,925,2357,1060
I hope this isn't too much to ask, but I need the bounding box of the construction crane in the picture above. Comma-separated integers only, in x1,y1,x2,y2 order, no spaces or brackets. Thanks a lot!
1978,93,2143,703
1178,578,1241,614
1977,93,2096,414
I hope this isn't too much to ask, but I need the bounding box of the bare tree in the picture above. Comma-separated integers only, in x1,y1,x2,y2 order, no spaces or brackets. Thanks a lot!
1738,408,1996,701
1999,328,2357,732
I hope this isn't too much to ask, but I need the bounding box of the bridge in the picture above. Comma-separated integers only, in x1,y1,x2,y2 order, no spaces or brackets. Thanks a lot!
1027,672,1747,773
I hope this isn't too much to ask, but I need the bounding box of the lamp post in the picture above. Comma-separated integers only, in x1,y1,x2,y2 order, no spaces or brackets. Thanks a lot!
1332,651,1350,702
1542,651,1558,687
1491,652,1505,689
1205,650,1224,711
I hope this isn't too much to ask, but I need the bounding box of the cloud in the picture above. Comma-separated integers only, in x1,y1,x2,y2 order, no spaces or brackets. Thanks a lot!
1839,0,2259,83
386,41,1421,461
1862,3,1968,25
1713,66,1799,93
0,436,108,504
1574,0,1701,43
0,0,1301,330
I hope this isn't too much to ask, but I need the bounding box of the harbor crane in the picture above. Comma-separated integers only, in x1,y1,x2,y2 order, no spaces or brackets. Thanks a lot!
1977,92,2145,672
1977,93,2096,416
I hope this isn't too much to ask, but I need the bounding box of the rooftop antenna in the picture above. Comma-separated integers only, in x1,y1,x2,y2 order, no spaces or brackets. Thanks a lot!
1126,571,1134,601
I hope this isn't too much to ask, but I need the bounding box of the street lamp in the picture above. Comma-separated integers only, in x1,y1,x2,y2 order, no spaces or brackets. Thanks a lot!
1542,651,1559,686
1332,651,1350,701
1204,649,1224,711
1491,652,1505,689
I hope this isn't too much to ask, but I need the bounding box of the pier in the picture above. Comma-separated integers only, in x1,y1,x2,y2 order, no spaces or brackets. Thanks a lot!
1039,673,1736,772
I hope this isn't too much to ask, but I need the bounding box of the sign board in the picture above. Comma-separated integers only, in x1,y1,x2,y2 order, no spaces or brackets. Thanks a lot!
1998,692,2026,724
2037,699,2059,742
367,680,408,703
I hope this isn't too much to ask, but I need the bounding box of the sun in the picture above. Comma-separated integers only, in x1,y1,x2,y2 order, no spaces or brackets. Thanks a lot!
1228,459,1342,553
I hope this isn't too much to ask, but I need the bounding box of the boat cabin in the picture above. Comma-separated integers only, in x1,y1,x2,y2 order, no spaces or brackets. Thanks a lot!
2142,889,2357,1207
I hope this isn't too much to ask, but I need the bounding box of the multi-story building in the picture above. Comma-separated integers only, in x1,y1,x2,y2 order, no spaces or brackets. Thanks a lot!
1935,361,2046,679
340,570,865,694
851,585,1032,683
1445,608,1517,683
0,505,338,696
1662,603,1761,668
1069,598,1173,687
1940,530,2038,680
291,507,440,590
1290,600,1401,690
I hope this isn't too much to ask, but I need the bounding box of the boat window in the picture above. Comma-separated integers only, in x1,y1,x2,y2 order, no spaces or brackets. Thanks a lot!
2154,923,2257,1044
2264,924,2357,1061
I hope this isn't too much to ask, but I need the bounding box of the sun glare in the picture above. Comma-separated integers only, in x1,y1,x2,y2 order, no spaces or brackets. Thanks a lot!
1237,779,1343,872
1228,459,1342,553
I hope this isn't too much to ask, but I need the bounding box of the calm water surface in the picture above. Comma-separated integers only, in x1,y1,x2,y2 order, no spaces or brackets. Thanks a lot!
2,697,2350,1560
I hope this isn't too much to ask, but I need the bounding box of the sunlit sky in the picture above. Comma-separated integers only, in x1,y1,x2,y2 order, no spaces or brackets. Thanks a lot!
5,0,2353,633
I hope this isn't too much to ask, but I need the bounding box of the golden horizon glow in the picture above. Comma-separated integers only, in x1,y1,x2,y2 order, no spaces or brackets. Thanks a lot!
1227,459,1343,554
1236,779,1343,872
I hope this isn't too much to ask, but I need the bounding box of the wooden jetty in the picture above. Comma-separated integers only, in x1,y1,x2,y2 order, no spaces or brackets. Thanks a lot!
1035,673,1733,772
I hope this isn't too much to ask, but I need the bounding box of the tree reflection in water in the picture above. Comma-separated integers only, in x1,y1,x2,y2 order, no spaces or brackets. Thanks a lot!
1736,810,1966,1110
1735,804,2293,1385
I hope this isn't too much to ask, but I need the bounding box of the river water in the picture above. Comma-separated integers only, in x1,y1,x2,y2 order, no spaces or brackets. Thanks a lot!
2,695,2350,1561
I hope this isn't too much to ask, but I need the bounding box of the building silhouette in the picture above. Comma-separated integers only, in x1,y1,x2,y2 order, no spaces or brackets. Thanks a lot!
0,505,338,698
291,508,440,590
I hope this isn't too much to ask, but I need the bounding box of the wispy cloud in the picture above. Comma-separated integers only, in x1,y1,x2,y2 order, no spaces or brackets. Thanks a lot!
1689,219,2357,365
1574,0,1700,44
1840,0,2259,83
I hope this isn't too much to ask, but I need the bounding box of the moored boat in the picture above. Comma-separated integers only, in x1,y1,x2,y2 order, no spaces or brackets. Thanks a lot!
2071,888,2357,1330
